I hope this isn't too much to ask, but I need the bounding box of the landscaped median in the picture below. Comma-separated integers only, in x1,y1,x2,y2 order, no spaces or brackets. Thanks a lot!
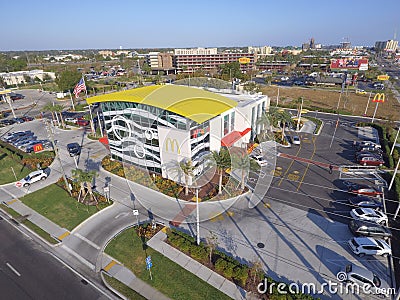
19,182,111,231
105,225,231,300
104,224,315,300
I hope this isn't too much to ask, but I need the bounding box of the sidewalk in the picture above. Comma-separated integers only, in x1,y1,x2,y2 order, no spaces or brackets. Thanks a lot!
0,197,171,300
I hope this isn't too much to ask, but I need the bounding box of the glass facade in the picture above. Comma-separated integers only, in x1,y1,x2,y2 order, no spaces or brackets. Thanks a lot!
101,101,209,174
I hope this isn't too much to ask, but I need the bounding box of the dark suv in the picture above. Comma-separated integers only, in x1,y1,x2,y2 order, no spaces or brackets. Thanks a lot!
349,219,392,240
67,143,81,157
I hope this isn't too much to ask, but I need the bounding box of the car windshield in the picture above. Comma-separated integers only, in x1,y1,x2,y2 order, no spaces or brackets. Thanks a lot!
24,175,31,181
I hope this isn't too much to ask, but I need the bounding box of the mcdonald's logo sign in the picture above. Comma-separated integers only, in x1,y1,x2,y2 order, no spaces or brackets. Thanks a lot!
377,75,389,81
372,93,385,103
165,138,180,154
33,143,43,153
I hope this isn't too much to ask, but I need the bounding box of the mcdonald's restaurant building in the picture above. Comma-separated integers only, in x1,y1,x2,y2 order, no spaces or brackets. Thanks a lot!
87,85,269,181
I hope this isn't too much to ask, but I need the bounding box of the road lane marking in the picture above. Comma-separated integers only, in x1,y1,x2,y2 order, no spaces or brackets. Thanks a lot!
6,263,21,276
278,142,302,186
74,233,101,250
297,136,316,191
58,231,70,240
104,260,118,272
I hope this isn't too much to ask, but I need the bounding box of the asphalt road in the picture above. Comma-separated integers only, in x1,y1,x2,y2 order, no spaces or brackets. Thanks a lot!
0,216,108,300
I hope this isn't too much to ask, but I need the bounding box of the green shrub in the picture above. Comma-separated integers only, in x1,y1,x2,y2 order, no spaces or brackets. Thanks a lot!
190,245,207,262
222,262,235,278
215,258,227,273
180,240,191,253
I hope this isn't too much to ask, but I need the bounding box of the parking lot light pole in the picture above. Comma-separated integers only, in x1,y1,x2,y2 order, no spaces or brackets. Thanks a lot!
363,91,372,116
390,126,400,156
296,97,303,131
196,187,200,245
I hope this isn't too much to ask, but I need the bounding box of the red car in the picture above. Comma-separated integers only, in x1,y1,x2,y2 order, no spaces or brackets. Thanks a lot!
77,119,89,126
345,182,383,198
358,156,384,166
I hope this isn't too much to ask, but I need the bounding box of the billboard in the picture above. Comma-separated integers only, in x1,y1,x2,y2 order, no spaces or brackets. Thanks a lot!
377,75,390,81
330,58,369,71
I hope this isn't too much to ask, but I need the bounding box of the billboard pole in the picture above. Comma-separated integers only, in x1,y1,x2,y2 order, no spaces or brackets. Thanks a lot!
364,91,372,116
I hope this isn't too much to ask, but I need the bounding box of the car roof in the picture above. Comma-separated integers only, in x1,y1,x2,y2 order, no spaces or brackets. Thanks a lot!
353,237,378,246
29,170,44,176
349,264,374,279
67,142,80,147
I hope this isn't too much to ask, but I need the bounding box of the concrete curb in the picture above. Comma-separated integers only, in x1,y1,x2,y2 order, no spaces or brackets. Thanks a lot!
100,271,128,300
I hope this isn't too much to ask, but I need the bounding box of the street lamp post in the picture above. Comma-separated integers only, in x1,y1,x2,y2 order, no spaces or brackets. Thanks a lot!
296,97,303,131
196,187,200,245
364,91,372,116
390,126,400,156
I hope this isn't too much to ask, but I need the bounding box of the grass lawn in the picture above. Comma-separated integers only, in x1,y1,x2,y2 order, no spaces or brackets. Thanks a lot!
0,152,31,185
20,184,110,231
105,228,231,300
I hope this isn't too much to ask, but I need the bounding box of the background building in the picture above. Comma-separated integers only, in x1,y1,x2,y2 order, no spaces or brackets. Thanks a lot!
0,70,55,86
375,39,399,52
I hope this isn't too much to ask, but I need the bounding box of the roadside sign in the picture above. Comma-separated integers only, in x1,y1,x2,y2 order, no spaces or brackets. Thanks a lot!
146,261,153,270
15,182,22,188
372,93,385,103
145,256,151,264
238,57,250,64
377,75,389,81
132,209,139,216
33,143,43,153
103,186,109,193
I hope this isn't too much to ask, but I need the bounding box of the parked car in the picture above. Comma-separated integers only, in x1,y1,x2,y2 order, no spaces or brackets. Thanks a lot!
348,237,391,257
12,136,37,147
292,136,301,145
67,142,81,156
10,93,24,100
21,116,34,122
339,263,390,296
12,117,25,124
0,119,15,127
2,130,31,142
357,146,383,153
77,119,89,126
357,155,385,166
356,89,367,95
17,170,48,187
356,141,381,149
251,155,268,167
356,150,383,159
349,195,383,210
348,220,392,239
344,182,383,197
65,117,77,124
350,208,388,225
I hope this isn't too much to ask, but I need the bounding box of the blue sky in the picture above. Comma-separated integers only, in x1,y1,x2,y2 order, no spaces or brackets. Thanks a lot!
2,0,399,51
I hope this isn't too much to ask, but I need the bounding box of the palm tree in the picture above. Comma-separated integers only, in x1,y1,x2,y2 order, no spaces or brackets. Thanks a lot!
43,103,57,125
71,169,98,204
179,159,194,196
231,152,250,190
208,148,230,195
275,110,292,142
53,104,65,128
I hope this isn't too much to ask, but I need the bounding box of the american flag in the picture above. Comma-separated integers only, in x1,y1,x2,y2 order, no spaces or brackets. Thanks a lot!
73,77,86,98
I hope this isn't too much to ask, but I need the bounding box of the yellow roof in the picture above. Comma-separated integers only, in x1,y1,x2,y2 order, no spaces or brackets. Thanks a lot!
87,85,237,124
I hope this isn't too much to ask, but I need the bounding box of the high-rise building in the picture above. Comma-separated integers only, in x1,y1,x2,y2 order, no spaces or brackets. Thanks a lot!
375,40,398,52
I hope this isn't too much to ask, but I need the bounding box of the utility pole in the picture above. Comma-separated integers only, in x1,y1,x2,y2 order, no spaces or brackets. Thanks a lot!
296,97,303,131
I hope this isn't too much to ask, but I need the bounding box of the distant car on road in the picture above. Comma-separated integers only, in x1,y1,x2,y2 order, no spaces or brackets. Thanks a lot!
65,117,77,124
17,170,47,187
10,93,24,100
350,208,387,225
77,119,89,126
356,89,367,95
67,143,81,157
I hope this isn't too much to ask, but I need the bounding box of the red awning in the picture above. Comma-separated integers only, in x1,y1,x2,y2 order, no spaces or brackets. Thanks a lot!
221,128,251,147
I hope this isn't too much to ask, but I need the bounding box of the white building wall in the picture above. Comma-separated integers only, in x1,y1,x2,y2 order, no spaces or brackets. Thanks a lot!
209,116,222,151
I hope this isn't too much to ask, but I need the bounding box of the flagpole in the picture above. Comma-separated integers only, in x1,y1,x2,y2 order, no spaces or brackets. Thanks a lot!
83,76,95,135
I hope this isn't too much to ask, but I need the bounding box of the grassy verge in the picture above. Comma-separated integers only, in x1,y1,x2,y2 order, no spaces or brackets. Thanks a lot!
20,184,110,231
305,116,323,134
0,154,31,184
103,274,147,300
0,204,58,244
105,228,230,300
